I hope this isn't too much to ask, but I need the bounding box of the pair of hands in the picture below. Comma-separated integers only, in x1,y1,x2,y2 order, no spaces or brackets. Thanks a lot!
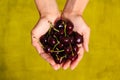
31,12,90,70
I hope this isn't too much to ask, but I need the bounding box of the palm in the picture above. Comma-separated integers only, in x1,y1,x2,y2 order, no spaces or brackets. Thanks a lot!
32,18,54,38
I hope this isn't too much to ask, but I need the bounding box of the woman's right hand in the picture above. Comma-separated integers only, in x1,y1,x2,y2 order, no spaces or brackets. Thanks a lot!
31,14,61,70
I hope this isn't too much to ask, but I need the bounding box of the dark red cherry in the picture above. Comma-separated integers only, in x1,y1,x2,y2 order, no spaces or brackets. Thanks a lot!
74,32,83,44
66,20,73,31
58,29,64,36
57,43,64,49
55,19,65,30
68,53,78,61
44,45,51,53
72,45,79,53
58,36,62,41
40,35,48,45
51,53,63,64
67,30,73,35
53,31,59,37
60,36,70,46
66,20,74,35
69,36,74,44
48,36,57,46
64,47,72,54
71,54,78,61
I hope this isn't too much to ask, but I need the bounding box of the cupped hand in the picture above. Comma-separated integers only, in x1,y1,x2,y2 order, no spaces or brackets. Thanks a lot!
31,14,61,70
62,13,90,70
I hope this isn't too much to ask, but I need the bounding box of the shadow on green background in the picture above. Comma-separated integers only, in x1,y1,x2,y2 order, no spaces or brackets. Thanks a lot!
0,0,120,80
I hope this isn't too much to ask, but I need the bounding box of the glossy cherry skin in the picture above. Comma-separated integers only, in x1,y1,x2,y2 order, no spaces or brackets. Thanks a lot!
55,19,65,30
40,35,48,45
57,43,64,49
58,29,64,36
66,20,74,35
64,46,72,54
69,36,74,44
44,45,51,53
68,53,78,61
48,36,57,46
72,45,79,53
74,32,83,44
60,36,70,46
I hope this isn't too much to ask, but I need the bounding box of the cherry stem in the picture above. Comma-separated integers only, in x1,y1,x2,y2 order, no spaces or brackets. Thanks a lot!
70,43,74,56
53,41,60,50
53,27,59,32
56,48,59,50
40,43,45,49
48,21,53,36
48,21,53,27
56,55,59,60
33,37,45,48
61,55,67,59
53,35,60,43
64,23,67,37
50,50,64,53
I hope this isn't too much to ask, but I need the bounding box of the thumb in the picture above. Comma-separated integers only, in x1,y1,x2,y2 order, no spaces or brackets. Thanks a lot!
83,27,90,52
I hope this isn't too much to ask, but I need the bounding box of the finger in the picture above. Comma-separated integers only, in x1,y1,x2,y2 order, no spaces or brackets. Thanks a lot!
31,35,56,66
77,44,82,52
40,52,56,66
77,45,83,54
51,64,61,70
70,47,84,70
31,20,50,38
32,40,59,70
31,35,44,54
83,27,90,52
62,60,71,70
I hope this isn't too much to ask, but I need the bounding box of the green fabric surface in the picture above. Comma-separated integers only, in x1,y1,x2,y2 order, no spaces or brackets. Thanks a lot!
0,0,120,80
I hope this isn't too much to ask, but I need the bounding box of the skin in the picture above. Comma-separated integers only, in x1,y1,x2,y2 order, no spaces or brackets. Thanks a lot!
31,0,90,70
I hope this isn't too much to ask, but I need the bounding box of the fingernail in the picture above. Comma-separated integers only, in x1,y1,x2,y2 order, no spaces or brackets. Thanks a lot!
54,68,58,70
53,66,59,70
50,62,56,67
38,50,41,53
86,46,89,52
57,65,61,70
38,51,44,54
86,48,89,52
53,65,61,70
63,66,67,70
71,67,75,70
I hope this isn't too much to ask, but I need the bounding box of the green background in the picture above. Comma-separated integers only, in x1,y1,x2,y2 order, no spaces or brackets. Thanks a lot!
0,0,120,80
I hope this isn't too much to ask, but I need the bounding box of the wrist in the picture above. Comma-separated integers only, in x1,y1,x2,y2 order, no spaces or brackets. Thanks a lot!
40,12,61,24
62,11,82,18
62,0,89,17
40,11,60,19
35,0,60,18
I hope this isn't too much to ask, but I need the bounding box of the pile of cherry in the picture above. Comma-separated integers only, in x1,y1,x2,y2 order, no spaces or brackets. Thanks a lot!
40,19,83,64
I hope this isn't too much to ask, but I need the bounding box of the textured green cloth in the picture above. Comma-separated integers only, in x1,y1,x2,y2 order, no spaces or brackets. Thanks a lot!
0,0,120,80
